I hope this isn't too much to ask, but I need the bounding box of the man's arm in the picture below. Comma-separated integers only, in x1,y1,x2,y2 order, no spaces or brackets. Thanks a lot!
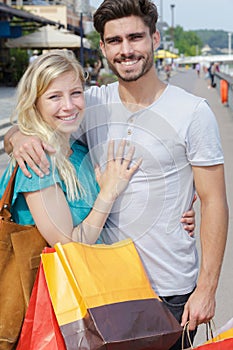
181,164,228,330
4,126,55,178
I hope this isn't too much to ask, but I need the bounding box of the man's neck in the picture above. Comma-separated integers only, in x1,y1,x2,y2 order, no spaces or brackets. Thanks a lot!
118,70,166,112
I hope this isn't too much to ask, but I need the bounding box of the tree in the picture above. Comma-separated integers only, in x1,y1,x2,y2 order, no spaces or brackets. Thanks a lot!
194,29,228,51
86,30,100,51
167,25,203,56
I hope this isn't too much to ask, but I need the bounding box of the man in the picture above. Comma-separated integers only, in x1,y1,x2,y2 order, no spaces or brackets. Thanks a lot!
4,1,228,349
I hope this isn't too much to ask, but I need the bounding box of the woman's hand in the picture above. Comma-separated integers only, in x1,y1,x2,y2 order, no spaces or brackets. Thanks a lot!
95,140,142,202
181,194,197,237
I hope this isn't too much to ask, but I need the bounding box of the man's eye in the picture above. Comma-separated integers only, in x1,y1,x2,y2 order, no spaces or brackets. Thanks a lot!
107,38,121,44
131,34,143,40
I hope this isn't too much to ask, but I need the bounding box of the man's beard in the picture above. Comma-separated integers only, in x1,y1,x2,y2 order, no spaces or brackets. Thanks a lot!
106,48,154,82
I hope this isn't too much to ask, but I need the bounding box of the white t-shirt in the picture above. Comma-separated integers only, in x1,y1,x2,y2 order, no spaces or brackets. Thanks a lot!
74,82,224,296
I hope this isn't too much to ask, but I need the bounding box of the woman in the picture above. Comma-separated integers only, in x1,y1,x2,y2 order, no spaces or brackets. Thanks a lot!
0,50,142,246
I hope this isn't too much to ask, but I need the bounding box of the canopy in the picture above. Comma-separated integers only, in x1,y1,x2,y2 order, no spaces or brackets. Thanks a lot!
5,25,90,49
155,50,179,59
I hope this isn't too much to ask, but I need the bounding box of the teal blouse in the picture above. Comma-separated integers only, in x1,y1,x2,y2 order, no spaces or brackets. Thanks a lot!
0,141,99,227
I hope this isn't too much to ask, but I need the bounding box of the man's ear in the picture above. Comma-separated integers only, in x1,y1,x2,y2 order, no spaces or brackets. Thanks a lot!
100,40,106,58
152,30,161,51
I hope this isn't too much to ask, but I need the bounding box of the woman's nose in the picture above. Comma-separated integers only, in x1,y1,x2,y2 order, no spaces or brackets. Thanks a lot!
62,96,74,109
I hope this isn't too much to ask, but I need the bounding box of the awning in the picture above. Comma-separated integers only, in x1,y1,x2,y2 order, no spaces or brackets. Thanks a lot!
5,25,90,49
155,50,179,59
0,2,61,26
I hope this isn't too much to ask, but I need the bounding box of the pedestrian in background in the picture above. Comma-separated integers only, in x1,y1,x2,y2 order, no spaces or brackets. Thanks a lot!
195,63,200,77
29,50,39,64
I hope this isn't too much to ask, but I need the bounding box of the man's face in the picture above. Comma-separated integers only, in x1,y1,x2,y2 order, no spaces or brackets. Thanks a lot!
100,15,160,82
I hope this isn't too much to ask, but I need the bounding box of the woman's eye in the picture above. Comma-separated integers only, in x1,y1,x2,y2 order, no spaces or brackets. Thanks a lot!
72,91,82,96
49,95,60,100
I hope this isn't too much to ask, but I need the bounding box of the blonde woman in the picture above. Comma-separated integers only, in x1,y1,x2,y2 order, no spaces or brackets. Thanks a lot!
0,50,142,246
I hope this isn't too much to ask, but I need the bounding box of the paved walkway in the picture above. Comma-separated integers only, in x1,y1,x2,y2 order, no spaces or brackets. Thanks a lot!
0,69,233,346
169,68,233,345
0,86,16,172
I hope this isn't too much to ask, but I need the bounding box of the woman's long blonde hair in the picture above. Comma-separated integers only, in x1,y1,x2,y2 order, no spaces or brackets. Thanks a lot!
12,50,86,201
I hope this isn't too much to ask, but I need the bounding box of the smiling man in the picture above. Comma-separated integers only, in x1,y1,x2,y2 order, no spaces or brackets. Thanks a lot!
81,1,228,349
4,1,228,349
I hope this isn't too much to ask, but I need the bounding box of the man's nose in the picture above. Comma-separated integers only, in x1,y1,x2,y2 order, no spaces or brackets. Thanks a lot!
120,39,134,56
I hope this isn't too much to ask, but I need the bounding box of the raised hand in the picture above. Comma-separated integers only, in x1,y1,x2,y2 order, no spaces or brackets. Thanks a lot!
95,140,142,202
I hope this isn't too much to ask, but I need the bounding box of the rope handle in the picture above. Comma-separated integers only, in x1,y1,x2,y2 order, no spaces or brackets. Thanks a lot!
0,164,19,212
182,320,216,350
182,321,194,349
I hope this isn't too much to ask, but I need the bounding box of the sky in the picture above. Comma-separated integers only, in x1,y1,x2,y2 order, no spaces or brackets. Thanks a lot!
90,0,233,32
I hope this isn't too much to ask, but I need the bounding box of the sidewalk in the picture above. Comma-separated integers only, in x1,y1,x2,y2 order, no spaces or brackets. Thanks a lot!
0,87,16,173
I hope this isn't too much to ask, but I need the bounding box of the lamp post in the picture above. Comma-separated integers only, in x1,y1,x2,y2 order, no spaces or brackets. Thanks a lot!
228,32,232,55
170,4,175,51
79,12,84,67
170,4,175,28
75,0,90,67
160,0,163,23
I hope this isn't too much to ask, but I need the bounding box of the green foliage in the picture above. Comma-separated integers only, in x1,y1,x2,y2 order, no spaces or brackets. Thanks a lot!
194,29,228,49
168,25,203,56
9,48,29,84
86,31,100,51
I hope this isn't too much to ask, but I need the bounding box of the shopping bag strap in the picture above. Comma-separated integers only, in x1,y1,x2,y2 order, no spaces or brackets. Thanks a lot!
0,164,19,212
182,320,216,349
182,321,194,349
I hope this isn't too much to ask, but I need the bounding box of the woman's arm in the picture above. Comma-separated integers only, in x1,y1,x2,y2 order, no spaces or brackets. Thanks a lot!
24,140,142,246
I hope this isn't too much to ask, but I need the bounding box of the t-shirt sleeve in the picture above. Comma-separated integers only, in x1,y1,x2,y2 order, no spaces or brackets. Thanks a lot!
12,162,61,205
186,100,224,166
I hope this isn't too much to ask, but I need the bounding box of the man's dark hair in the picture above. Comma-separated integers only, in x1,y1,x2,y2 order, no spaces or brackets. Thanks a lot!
93,0,158,41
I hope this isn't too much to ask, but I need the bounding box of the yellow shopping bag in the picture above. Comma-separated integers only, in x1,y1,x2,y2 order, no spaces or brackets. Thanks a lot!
42,239,182,350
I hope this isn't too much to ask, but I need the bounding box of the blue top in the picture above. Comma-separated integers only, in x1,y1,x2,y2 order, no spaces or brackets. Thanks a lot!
0,141,99,227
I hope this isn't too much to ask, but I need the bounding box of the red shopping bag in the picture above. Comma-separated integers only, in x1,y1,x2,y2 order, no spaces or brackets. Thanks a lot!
184,321,233,350
195,337,233,349
16,248,66,350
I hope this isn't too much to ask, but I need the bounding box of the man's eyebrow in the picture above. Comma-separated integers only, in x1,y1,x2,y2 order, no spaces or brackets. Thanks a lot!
128,31,146,38
104,31,146,42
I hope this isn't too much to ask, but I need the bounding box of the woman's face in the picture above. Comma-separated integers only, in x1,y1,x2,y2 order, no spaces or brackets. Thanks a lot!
36,71,85,136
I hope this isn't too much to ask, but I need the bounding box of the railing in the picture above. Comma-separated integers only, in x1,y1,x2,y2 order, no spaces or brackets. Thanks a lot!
214,72,233,111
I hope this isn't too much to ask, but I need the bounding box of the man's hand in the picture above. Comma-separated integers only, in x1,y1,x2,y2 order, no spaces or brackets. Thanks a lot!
8,129,55,177
181,287,215,330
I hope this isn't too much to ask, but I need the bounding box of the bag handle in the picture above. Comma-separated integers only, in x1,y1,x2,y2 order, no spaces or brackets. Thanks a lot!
182,320,216,349
0,164,19,212
182,322,194,349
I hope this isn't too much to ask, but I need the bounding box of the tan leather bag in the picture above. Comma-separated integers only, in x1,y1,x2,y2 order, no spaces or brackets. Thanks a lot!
0,165,48,350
